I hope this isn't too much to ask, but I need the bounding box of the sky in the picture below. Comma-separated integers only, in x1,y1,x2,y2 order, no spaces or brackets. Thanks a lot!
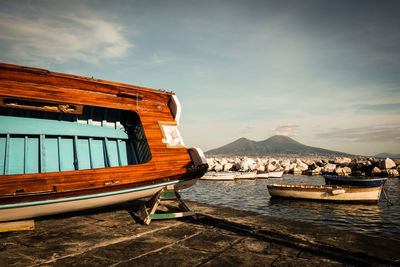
0,0,399,156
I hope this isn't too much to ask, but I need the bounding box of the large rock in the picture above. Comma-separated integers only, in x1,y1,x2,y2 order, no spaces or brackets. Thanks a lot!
371,167,382,176
323,163,336,173
292,167,302,175
289,163,297,172
281,159,291,167
309,162,319,170
224,163,234,172
295,159,308,171
283,164,290,173
239,161,249,171
335,167,352,176
334,157,352,166
214,163,223,172
206,158,215,171
255,164,265,172
311,167,322,175
385,169,399,178
303,159,315,166
267,163,276,171
220,158,228,166
378,158,396,169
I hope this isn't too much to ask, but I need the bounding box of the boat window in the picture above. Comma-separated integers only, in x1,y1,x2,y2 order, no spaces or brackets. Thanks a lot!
0,105,151,175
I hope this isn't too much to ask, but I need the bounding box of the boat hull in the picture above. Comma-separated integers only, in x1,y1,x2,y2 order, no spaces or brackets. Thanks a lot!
255,171,269,178
235,171,256,179
267,170,284,178
256,170,284,179
324,175,387,187
200,172,236,181
267,184,382,204
0,178,198,222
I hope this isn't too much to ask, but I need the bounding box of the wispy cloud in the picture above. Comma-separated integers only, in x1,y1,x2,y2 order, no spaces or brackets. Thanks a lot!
355,103,400,113
273,124,300,137
316,125,400,142
0,5,133,65
240,125,256,134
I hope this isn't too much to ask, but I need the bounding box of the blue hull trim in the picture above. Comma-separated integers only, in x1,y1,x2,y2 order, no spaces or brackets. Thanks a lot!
324,175,387,187
0,179,183,210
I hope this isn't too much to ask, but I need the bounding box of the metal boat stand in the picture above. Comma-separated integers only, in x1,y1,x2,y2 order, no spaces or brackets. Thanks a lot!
136,185,195,225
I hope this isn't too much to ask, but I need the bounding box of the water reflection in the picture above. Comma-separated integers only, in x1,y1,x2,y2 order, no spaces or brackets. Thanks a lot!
181,175,400,238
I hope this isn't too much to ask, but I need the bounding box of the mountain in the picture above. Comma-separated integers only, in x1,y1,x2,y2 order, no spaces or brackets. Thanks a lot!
205,135,352,157
375,152,400,159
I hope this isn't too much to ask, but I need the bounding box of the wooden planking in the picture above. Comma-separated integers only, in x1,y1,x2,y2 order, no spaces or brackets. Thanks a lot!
0,151,192,194
0,62,201,204
0,63,172,103
0,80,135,110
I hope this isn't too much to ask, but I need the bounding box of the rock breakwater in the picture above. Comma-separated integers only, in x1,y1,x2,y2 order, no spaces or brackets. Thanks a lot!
206,157,400,177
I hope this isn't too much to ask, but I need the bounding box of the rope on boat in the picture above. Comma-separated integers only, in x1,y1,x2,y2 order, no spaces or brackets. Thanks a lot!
382,187,393,206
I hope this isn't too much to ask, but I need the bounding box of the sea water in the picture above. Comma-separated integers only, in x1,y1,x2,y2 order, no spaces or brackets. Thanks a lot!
180,175,400,239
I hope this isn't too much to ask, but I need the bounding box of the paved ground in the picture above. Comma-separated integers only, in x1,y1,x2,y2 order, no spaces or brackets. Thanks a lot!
1,199,399,266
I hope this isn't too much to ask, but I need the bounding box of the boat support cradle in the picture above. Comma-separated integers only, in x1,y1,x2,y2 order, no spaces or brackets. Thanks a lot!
136,186,195,225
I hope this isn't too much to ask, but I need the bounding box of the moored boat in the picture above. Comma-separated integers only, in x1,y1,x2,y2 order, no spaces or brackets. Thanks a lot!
324,175,387,187
235,171,256,179
267,184,383,204
255,170,269,178
0,62,208,222
267,169,284,178
200,172,236,181
256,169,284,179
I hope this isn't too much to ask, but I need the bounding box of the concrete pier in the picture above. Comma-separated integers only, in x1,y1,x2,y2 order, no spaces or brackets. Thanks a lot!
1,199,399,266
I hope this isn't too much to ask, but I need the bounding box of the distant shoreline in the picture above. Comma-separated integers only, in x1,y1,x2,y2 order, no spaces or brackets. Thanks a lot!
206,156,400,178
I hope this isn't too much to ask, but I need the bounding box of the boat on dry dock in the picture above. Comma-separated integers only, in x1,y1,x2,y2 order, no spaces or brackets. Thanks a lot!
0,62,208,222
267,184,383,204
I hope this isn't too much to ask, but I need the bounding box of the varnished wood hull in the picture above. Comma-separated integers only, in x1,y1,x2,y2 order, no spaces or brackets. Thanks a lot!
0,62,207,221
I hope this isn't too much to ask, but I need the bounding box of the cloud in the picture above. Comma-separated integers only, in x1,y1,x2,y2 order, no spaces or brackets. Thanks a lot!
355,103,400,113
316,125,400,142
273,124,300,137
240,125,256,134
0,6,133,64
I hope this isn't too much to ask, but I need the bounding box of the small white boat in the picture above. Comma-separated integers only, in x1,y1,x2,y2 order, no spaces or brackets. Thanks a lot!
235,171,257,179
267,184,383,204
256,169,284,179
255,171,269,178
267,170,284,178
200,172,236,181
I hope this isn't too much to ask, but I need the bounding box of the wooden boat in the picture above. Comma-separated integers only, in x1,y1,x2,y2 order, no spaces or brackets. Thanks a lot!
267,184,383,204
235,171,256,179
255,170,269,178
256,169,284,179
200,172,236,181
0,62,208,222
267,169,284,178
324,175,387,187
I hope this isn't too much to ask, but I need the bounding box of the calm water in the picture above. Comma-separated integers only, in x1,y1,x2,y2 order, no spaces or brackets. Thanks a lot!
181,175,400,239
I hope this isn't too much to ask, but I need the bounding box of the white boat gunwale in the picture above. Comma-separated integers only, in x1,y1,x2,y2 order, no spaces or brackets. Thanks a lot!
0,178,198,222
267,183,383,204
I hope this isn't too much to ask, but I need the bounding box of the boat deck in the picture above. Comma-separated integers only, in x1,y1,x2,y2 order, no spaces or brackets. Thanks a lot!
1,200,399,266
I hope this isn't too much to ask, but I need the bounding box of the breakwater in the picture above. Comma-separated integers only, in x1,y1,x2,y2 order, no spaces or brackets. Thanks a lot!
206,156,400,177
